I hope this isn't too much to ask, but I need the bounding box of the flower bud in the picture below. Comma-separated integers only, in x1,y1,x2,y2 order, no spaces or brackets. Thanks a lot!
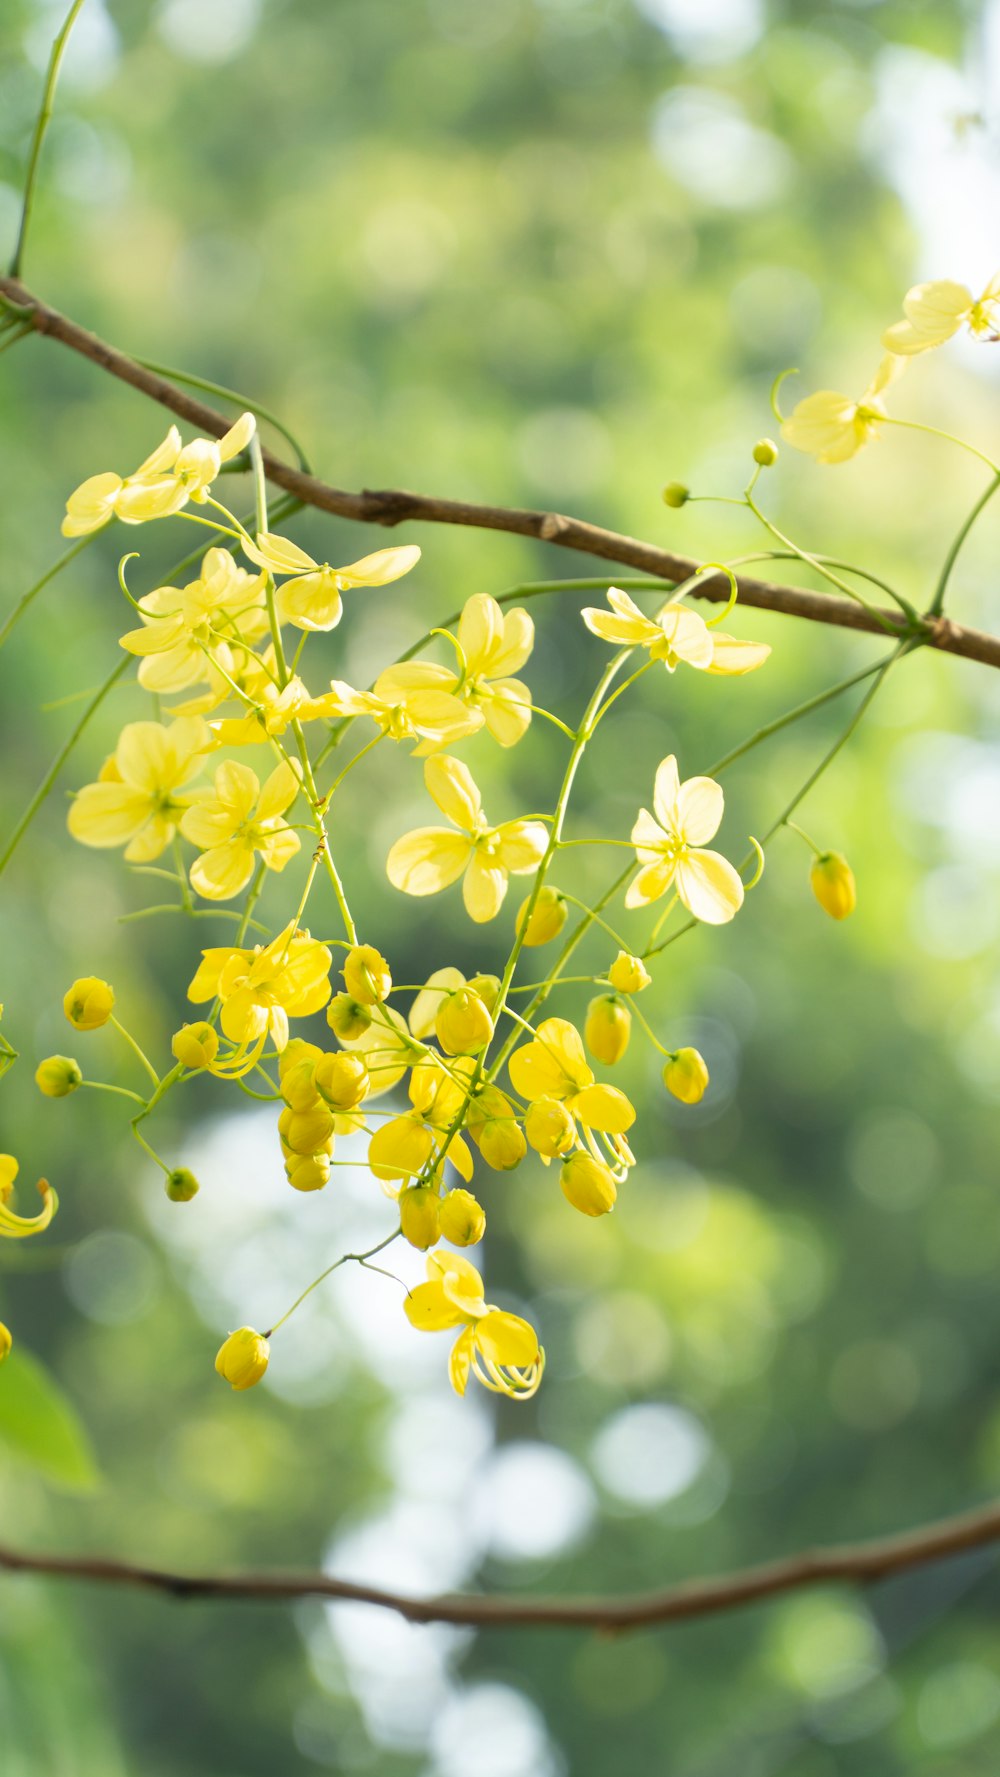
663,1047,709,1104
478,1117,527,1172
63,976,115,1031
662,481,690,509
215,1326,269,1391
525,1098,576,1158
466,973,502,1014
285,1152,331,1193
280,1056,321,1112
752,437,778,467
810,851,856,921
560,1151,617,1216
608,951,651,995
277,1102,336,1157
171,1020,219,1070
166,1167,199,1202
399,1184,441,1251
0,1322,11,1363
314,1051,370,1110
327,994,372,1041
515,885,567,947
467,1083,512,1139
584,994,631,1066
342,945,391,1005
35,1055,82,1098
435,987,494,1056
438,1188,486,1246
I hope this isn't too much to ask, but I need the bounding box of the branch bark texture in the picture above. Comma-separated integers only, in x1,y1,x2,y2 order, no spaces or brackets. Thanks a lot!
4,275,1000,671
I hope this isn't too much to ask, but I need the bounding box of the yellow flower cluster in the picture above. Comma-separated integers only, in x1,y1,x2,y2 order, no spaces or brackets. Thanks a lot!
48,383,878,1407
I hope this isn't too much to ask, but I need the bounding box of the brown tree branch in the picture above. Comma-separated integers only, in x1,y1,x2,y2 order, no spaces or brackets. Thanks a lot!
2,1496,1000,1631
4,274,1000,671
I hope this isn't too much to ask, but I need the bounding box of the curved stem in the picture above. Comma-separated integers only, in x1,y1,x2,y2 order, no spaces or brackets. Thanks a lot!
9,0,86,278
928,470,1000,617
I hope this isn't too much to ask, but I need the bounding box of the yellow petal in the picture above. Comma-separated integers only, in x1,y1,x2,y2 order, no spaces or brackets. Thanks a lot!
624,860,675,910
68,783,151,847
706,633,771,675
245,532,319,576
463,852,507,922
386,828,472,896
475,1310,539,1369
424,755,483,829
675,848,744,924
337,544,421,587
674,775,724,847
572,1082,636,1134
495,819,548,873
189,841,256,901
257,758,301,820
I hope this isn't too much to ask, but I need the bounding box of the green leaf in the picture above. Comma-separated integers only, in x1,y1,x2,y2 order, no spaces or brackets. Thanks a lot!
0,1348,100,1493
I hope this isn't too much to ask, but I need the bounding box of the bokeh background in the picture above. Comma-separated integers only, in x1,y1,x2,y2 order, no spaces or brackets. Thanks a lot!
3,0,1000,1771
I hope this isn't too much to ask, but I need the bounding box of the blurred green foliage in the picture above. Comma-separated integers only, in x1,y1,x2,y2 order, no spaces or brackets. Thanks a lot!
3,0,1000,1772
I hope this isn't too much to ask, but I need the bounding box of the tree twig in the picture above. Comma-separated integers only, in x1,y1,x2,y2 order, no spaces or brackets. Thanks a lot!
3,1495,1000,1632
4,275,1000,670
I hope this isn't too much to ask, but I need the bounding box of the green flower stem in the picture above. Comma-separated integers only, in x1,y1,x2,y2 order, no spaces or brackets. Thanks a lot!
745,492,914,628
760,648,901,845
0,535,94,653
0,655,130,881
265,1229,401,1337
118,903,271,935
705,656,894,775
559,890,632,952
728,550,908,609
878,414,1000,478
628,994,671,1058
9,0,86,278
129,1121,172,1177
131,357,313,472
80,1080,146,1107
928,470,1000,617
109,1017,161,1091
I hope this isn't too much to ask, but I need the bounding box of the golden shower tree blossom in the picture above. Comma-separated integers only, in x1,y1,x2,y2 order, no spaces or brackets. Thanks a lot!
180,758,302,899
68,716,212,862
582,586,770,675
118,547,269,694
241,534,421,631
404,1250,544,1399
386,755,547,922
626,755,744,924
882,273,1000,355
61,414,256,535
781,357,904,464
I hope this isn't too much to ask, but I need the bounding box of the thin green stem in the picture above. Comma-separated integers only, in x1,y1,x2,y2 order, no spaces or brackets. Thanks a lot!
131,358,312,472
9,0,86,278
705,656,893,776
265,1230,401,1337
110,1017,160,1090
878,414,1000,478
928,470,1000,617
80,1080,145,1107
0,535,93,653
745,493,914,628
0,656,130,880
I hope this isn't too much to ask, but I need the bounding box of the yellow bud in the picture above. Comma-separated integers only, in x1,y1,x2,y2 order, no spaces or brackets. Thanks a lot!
171,1021,219,1070
435,988,494,1056
314,1051,369,1110
466,973,502,1013
662,481,690,509
608,951,651,995
515,885,567,947
810,851,856,921
285,1153,331,1193
342,945,392,1005
63,976,115,1031
277,1102,336,1156
35,1055,82,1098
525,1098,576,1158
0,1322,11,1363
166,1167,199,1202
584,994,631,1066
478,1117,527,1172
467,1083,512,1138
215,1326,270,1391
560,1151,617,1216
752,437,778,466
438,1188,486,1246
399,1184,442,1251
280,1057,321,1113
327,994,372,1041
663,1047,709,1104
278,1038,322,1078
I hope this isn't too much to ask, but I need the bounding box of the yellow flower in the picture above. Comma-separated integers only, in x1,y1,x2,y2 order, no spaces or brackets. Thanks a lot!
409,968,494,1057
62,415,255,536
399,1184,442,1251
584,994,631,1065
608,951,651,994
313,1051,370,1110
438,1187,486,1246
188,924,332,1070
342,946,392,1005
404,1251,543,1399
508,1017,635,1175
882,273,1000,355
242,534,421,632
515,884,567,946
180,758,301,900
118,548,269,695
524,1098,576,1158
35,1056,82,1097
171,1021,219,1070
215,1325,269,1391
368,1060,475,1188
323,669,483,754
209,657,336,743
335,1004,419,1096
781,358,904,464
810,851,857,920
583,587,770,676
560,1151,618,1217
0,1323,10,1362
68,716,211,862
441,594,537,745
663,1047,709,1104
0,1157,57,1237
386,755,547,923
626,755,743,925
63,976,115,1031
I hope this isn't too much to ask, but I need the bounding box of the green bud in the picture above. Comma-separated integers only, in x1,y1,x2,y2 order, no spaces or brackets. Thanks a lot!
752,438,779,467
166,1168,199,1202
662,481,690,509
